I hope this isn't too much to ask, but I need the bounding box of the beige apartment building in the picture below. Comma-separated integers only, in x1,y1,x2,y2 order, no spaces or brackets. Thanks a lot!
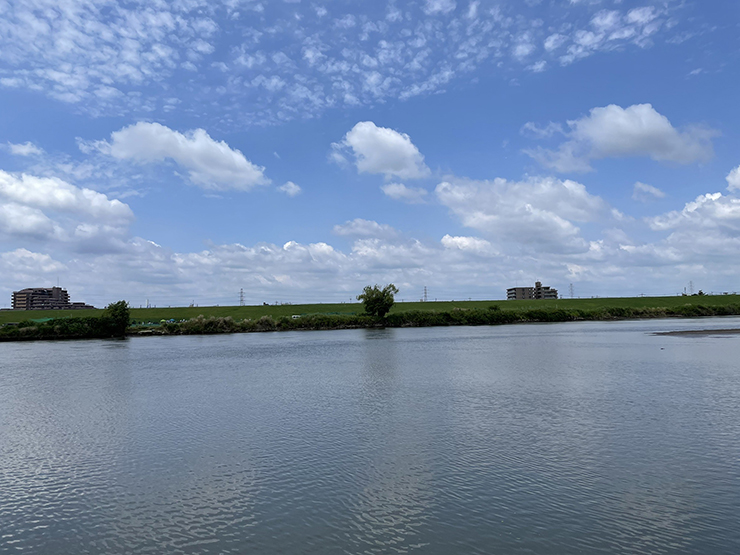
507,281,558,300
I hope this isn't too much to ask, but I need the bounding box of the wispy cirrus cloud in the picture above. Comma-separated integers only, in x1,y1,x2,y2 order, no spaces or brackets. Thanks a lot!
381,182,429,204
0,0,690,125
633,182,666,202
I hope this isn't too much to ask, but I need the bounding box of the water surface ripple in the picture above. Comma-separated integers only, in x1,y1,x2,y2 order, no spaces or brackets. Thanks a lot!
2,319,739,554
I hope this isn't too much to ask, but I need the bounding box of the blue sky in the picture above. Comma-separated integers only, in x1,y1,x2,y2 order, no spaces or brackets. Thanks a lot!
1,0,739,307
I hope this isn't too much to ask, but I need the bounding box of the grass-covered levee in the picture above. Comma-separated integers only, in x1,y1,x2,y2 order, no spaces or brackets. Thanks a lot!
0,301,130,341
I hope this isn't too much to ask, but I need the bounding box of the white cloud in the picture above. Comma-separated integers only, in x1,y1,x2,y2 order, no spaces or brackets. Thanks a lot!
632,182,666,202
381,183,429,203
334,15,356,28
571,104,713,162
1,248,66,275
435,176,606,253
626,7,658,26
103,122,270,191
0,170,133,249
466,1,479,20
648,193,740,234
544,33,568,51
424,0,457,15
513,34,536,60
525,104,717,173
521,121,564,139
333,122,431,180
7,142,43,156
333,219,399,239
527,60,547,73
441,234,495,255
523,142,593,174
0,170,133,223
591,10,621,32
0,203,59,239
0,1,684,126
727,166,740,192
278,181,302,196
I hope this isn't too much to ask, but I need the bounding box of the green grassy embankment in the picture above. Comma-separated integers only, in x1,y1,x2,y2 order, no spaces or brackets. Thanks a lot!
1,294,739,326
2,294,740,342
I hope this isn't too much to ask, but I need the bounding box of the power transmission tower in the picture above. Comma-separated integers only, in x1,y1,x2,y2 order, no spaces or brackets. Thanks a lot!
569,283,574,298
689,281,694,295
423,286,428,302
239,288,245,306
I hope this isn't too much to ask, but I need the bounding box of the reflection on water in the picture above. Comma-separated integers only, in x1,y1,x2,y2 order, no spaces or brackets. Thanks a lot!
1,318,740,554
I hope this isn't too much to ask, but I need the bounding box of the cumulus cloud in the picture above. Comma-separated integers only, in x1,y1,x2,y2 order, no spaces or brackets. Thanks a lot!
632,182,666,202
0,170,133,223
613,188,740,279
0,170,133,247
525,104,717,173
332,122,431,180
648,193,740,235
0,203,59,239
381,183,429,203
102,122,269,191
1,248,66,275
727,166,740,192
278,181,302,196
435,176,606,253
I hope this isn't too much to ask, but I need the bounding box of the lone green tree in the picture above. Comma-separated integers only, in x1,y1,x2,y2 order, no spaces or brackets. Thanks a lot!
103,300,130,337
357,284,399,318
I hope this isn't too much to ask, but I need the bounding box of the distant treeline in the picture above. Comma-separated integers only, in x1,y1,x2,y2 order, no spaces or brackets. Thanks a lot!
139,303,740,336
3,303,740,342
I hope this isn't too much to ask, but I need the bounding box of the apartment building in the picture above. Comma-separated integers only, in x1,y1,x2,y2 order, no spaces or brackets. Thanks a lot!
507,281,558,300
11,287,95,310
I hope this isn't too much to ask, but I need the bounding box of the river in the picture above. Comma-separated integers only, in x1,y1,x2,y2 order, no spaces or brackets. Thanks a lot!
1,318,739,554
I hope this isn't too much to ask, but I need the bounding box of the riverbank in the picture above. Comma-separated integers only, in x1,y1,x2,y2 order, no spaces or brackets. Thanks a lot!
3,296,740,341
127,302,740,337
3,294,740,326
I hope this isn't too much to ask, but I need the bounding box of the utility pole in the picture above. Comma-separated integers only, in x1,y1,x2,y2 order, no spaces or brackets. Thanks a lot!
239,288,245,306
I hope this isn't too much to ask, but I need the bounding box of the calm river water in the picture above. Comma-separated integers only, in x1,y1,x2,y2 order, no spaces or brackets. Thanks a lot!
2,318,740,554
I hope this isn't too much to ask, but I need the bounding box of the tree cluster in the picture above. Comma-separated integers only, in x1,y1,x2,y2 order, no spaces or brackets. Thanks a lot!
357,284,399,318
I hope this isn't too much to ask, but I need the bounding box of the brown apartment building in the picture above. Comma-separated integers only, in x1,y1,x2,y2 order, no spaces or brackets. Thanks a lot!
11,287,95,310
